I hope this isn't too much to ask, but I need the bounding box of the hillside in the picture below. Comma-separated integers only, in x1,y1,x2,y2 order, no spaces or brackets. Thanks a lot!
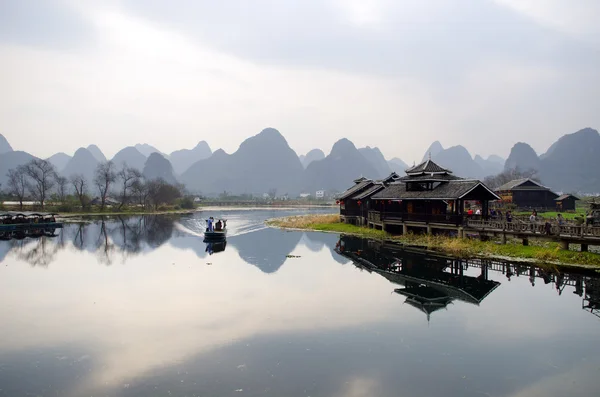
181,129,303,195
358,146,392,178
303,139,379,193
143,153,178,184
170,141,212,175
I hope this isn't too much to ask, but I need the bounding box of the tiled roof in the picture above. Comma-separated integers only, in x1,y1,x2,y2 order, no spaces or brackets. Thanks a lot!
555,194,580,201
337,180,373,200
405,159,451,175
399,173,463,182
495,178,546,191
352,184,385,200
372,180,500,200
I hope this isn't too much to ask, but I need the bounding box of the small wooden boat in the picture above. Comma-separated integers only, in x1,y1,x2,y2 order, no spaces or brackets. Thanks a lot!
204,218,227,240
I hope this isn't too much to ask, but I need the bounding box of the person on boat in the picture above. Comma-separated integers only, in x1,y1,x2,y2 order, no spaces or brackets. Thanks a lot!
215,220,222,231
207,217,214,232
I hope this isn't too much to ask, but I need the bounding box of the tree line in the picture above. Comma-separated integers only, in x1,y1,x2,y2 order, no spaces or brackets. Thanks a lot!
3,159,188,211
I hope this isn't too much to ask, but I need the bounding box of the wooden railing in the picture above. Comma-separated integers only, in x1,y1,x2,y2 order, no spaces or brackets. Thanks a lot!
371,211,464,225
368,211,381,223
466,220,600,238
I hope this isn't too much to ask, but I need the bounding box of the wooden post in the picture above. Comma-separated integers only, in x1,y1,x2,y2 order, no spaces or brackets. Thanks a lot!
560,240,569,250
501,233,506,244
581,244,589,252
403,223,408,235
427,224,432,235
522,238,529,246
458,227,464,239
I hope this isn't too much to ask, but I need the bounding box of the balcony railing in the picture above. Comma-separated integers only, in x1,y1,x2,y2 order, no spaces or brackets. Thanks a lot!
368,211,464,225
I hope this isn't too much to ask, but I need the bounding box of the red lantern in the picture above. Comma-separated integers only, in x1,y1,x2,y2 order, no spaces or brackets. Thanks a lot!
357,200,362,206
336,200,340,204
388,200,392,204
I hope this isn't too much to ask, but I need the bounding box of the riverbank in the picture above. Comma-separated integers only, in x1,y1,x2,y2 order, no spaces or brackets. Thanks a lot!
57,208,198,218
266,214,600,269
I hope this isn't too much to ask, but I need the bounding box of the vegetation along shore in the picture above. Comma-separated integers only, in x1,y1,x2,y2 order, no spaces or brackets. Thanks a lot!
266,214,600,269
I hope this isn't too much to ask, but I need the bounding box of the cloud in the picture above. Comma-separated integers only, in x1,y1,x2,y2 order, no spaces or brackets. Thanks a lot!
0,0,599,163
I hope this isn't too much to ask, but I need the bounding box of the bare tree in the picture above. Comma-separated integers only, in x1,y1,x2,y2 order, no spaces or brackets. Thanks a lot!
70,174,88,209
22,159,57,209
55,175,68,203
94,161,117,211
484,167,540,190
117,165,142,209
131,179,149,208
7,167,27,210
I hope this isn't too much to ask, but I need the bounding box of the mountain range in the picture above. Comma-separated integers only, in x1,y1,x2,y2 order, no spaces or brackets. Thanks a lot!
2,127,599,195
503,127,600,193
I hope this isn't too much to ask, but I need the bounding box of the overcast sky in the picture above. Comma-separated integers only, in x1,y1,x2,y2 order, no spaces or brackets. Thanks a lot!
1,0,599,163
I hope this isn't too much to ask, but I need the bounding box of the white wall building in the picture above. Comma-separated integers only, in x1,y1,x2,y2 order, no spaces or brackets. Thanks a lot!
316,190,325,199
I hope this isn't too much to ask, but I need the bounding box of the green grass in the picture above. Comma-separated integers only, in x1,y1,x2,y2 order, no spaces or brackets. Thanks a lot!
514,209,586,220
267,214,600,268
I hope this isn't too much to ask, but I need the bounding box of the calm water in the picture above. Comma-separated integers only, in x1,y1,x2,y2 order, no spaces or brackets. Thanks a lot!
1,209,599,397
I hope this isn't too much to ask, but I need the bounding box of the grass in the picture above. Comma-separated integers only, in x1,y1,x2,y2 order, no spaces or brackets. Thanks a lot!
267,214,600,268
514,209,586,220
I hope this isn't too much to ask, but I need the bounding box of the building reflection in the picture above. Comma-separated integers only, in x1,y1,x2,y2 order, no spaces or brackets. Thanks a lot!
335,235,600,320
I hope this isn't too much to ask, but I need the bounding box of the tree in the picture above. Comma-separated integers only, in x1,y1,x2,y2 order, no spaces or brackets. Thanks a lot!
483,167,540,190
55,175,68,203
7,167,27,210
131,179,150,208
268,188,277,199
94,161,116,211
117,165,142,209
22,159,56,209
70,174,89,209
147,179,182,210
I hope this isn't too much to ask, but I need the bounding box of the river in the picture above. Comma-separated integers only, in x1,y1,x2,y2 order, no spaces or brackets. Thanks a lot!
0,209,599,397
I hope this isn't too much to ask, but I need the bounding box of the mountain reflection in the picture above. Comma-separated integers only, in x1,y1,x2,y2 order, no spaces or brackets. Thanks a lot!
0,215,307,273
335,235,600,320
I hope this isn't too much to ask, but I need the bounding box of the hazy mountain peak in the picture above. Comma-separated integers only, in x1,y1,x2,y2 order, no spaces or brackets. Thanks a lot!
359,146,391,178
135,143,165,158
487,154,505,164
62,148,99,183
194,140,211,151
0,133,13,154
143,153,177,184
300,148,325,168
169,140,213,175
111,146,147,170
86,144,106,162
422,141,444,162
46,152,72,172
330,138,357,157
504,142,540,172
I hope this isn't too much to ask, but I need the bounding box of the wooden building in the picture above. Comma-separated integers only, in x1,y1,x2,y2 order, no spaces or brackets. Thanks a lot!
337,173,400,226
555,194,580,211
495,178,558,210
366,159,499,232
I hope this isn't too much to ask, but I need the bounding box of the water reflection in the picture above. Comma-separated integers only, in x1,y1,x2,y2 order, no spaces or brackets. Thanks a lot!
336,235,600,320
2,213,600,397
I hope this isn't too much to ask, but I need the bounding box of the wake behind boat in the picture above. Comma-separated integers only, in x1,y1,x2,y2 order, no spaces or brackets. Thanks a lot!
204,218,227,240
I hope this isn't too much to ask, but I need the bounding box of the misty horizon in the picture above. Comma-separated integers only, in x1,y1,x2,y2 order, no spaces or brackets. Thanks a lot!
2,1,599,164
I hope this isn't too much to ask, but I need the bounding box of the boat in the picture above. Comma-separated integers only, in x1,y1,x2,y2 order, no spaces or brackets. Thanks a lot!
204,218,227,240
0,212,63,240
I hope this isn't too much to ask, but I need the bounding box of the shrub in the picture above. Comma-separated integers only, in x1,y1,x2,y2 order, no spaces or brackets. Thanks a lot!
180,196,195,209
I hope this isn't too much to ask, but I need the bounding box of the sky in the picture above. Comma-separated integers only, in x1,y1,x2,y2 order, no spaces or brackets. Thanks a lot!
1,0,599,164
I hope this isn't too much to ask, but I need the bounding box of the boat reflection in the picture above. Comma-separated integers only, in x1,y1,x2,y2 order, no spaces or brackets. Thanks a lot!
335,235,600,320
204,239,227,255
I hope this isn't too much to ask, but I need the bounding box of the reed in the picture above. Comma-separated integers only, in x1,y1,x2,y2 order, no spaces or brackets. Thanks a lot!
266,214,600,268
